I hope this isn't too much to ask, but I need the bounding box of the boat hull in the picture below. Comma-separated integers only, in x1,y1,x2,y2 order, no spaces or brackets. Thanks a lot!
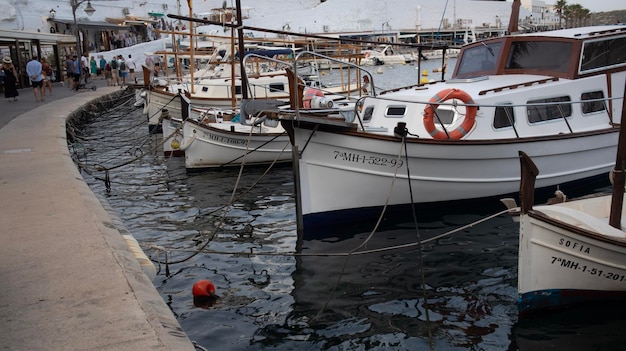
182,119,292,169
518,196,626,312
289,127,618,230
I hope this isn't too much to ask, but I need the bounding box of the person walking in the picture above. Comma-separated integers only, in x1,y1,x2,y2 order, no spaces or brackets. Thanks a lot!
64,55,74,88
25,55,44,102
73,55,81,91
90,56,97,81
126,54,137,83
118,55,128,87
99,55,106,79
104,60,113,86
40,57,53,97
2,56,19,101
81,52,89,83
110,56,119,86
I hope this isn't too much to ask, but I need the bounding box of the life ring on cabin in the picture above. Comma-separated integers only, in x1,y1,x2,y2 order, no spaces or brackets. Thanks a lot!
303,87,323,109
423,88,477,140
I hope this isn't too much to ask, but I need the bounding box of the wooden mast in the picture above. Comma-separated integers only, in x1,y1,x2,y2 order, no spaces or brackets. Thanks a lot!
609,83,626,228
188,0,195,94
236,0,249,100
507,0,520,34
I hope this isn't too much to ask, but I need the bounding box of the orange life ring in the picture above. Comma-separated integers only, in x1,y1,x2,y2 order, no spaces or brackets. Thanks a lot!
303,87,323,108
423,88,477,140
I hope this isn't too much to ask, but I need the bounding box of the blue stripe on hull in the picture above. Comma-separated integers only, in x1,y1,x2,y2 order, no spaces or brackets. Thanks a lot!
518,289,626,314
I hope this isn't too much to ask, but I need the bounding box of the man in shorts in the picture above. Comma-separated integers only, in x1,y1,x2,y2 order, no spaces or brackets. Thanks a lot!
25,55,44,102
126,54,136,82
65,55,75,88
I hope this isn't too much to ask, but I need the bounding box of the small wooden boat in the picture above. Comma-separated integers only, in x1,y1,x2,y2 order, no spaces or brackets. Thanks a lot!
516,84,626,313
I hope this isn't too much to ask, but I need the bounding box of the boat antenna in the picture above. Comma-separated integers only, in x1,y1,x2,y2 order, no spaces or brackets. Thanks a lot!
435,0,450,41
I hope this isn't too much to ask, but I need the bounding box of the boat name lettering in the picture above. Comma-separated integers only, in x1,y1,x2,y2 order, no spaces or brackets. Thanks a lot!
550,256,626,282
333,151,404,167
205,133,248,146
558,238,591,254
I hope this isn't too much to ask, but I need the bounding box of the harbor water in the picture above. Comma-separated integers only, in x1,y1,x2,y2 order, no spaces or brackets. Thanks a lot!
72,63,626,351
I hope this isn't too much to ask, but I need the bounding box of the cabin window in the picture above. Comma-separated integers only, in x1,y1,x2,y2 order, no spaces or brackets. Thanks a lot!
268,83,285,92
581,36,626,72
385,105,406,117
362,106,374,122
202,86,209,92
494,104,515,129
455,41,502,77
506,41,572,73
581,91,606,114
235,85,242,95
527,96,572,123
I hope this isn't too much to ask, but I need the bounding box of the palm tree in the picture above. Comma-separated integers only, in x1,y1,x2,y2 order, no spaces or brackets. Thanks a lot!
555,0,567,29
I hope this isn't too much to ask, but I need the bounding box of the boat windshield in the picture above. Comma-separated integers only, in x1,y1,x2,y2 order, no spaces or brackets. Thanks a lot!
505,41,572,73
455,41,502,78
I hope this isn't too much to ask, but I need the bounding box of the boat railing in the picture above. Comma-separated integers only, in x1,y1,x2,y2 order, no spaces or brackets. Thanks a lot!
243,50,375,108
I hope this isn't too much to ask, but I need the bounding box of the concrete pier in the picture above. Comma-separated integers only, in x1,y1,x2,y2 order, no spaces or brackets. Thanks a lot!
0,80,195,350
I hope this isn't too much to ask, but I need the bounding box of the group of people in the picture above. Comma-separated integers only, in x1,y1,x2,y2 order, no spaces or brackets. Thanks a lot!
2,55,53,102
62,53,138,91
1,51,143,103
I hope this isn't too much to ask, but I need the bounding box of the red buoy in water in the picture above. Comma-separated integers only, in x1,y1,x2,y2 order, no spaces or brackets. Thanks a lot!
192,279,216,297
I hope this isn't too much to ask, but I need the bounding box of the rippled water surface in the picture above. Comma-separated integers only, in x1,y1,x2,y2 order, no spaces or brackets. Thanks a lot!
72,66,626,351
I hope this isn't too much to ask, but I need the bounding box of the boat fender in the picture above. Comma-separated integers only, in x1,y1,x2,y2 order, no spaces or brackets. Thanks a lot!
310,96,334,109
303,87,324,109
423,88,477,140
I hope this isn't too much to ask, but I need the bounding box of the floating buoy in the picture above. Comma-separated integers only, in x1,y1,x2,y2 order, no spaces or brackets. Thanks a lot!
192,279,216,297
376,67,383,74
422,69,428,77
170,139,180,150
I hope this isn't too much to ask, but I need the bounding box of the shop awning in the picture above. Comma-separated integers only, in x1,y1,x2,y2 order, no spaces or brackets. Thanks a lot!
106,17,158,26
148,12,165,17
51,18,129,29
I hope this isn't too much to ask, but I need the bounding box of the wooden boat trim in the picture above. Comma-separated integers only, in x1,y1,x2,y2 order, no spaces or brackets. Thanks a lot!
478,77,559,96
527,210,626,247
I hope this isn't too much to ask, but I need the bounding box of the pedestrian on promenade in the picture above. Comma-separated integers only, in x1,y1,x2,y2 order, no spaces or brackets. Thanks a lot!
104,61,113,86
126,54,136,82
64,55,74,88
90,56,97,80
99,55,106,79
81,52,90,83
110,56,119,86
73,55,81,91
2,56,19,101
25,55,44,102
40,57,53,97
118,55,128,87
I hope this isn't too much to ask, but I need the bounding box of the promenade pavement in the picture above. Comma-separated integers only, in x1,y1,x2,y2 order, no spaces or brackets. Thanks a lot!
0,79,196,350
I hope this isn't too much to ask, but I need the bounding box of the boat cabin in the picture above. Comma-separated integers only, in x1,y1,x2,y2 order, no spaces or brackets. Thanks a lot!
453,25,626,80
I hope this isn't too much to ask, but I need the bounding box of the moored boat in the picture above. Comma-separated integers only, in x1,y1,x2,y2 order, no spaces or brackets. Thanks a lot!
280,25,626,236
515,84,626,313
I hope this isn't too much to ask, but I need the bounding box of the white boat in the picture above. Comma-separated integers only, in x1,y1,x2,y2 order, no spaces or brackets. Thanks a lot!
362,44,417,66
279,25,626,235
516,96,626,313
180,103,292,170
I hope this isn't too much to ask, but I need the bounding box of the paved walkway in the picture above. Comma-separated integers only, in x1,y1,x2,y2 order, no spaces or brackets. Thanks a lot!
0,79,195,350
